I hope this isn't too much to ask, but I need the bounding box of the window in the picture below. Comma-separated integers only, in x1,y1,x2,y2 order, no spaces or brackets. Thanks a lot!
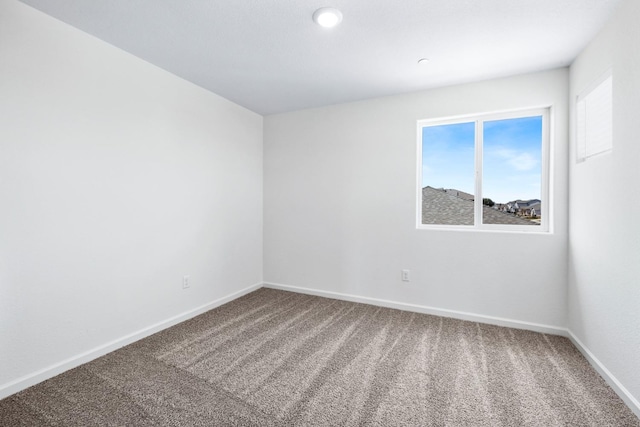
417,108,550,232
577,70,612,162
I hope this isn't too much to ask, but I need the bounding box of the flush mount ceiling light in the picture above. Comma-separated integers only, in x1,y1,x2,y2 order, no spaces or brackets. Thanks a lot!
417,58,430,65
313,7,343,28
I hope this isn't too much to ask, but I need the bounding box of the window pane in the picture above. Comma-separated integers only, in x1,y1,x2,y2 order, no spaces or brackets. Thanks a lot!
421,122,475,225
482,116,542,226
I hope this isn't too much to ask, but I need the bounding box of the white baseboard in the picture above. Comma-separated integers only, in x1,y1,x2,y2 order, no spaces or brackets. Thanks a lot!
263,282,567,336
567,330,640,419
0,282,262,400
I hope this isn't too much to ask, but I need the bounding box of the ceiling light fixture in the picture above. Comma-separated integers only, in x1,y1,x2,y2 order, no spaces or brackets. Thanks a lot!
418,58,430,65
313,7,343,28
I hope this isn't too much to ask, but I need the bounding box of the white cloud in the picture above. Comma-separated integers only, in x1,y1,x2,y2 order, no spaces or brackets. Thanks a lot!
509,152,538,171
494,149,538,171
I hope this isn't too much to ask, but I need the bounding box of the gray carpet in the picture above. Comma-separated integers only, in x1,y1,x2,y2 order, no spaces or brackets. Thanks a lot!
1,288,638,426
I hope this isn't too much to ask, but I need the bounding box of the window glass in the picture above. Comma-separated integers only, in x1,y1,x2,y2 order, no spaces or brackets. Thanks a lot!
482,116,542,226
421,122,475,226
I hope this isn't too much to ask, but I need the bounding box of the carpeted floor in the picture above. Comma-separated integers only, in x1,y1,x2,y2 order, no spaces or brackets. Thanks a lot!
1,288,638,426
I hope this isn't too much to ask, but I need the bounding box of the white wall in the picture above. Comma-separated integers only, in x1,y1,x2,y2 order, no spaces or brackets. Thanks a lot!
0,0,263,394
568,0,640,410
264,69,569,329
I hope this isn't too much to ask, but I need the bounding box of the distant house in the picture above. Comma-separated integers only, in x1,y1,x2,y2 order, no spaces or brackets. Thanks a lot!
496,199,542,218
527,202,542,218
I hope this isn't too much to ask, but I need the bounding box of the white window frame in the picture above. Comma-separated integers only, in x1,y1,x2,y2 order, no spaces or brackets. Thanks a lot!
416,107,552,233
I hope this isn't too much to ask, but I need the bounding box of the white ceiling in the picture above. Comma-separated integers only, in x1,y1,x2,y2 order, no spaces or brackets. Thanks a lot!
19,0,622,115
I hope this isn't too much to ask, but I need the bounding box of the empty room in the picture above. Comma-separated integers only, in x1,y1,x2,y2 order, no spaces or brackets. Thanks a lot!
1,0,639,425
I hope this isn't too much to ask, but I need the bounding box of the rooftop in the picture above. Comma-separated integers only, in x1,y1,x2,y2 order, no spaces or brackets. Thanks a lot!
422,187,539,226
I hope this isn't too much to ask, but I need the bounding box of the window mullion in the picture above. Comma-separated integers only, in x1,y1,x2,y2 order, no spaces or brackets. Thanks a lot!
474,120,483,227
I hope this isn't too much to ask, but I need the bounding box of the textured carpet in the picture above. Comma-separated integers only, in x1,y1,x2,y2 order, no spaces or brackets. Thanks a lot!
1,288,638,426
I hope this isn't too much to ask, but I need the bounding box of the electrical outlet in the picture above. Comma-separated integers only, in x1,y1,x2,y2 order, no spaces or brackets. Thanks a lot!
401,269,410,282
182,275,190,289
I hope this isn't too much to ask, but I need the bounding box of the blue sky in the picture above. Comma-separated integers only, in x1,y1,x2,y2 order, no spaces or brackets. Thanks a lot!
422,116,542,204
